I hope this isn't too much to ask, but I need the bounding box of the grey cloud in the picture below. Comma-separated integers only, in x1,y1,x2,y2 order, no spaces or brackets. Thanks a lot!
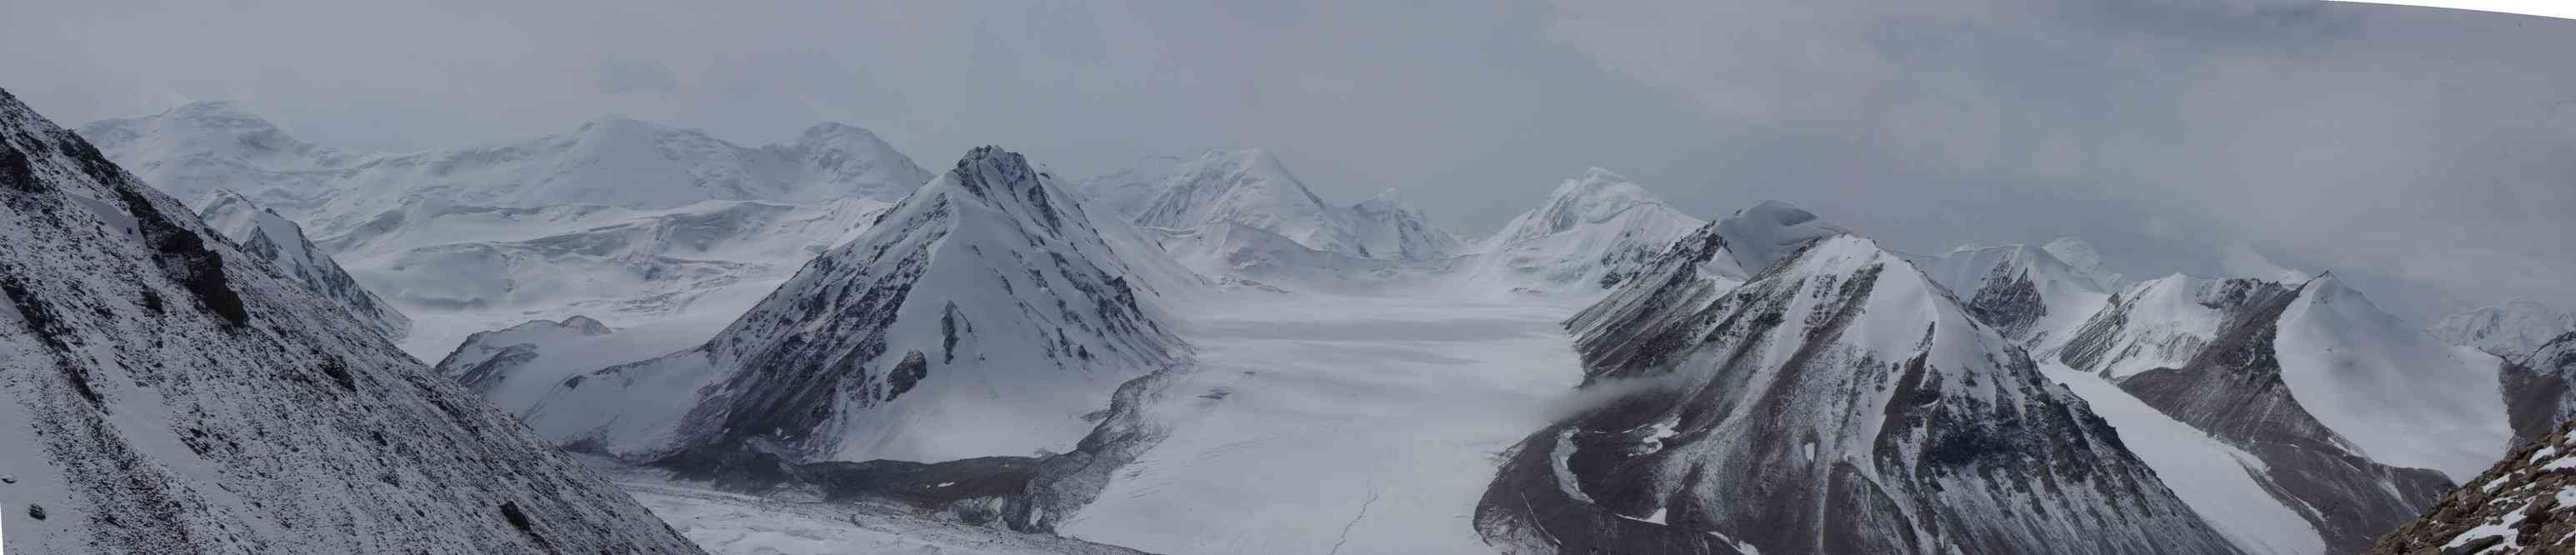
593,56,678,94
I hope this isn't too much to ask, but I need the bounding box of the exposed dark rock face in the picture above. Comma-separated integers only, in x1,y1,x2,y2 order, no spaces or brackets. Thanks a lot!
2118,281,2453,553
0,87,701,553
2503,333,2576,443
1483,231,2237,554
2373,420,2576,554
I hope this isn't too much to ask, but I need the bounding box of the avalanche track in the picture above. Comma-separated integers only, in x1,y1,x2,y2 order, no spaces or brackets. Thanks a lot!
1057,292,1592,553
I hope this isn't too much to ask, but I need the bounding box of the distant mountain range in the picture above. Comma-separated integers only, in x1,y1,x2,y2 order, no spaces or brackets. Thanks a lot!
37,97,2572,555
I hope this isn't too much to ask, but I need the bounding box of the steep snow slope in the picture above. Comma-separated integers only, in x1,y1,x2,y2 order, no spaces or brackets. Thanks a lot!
1343,188,1463,261
1455,168,1705,297
1493,228,2236,553
1911,242,2112,354
2055,274,2268,379
196,188,412,340
77,100,358,212
2273,276,2510,481
0,88,699,553
2048,366,2325,554
2370,420,2576,554
2433,298,2576,359
524,147,1192,467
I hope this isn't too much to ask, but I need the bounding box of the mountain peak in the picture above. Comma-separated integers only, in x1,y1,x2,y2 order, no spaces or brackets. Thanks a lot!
1714,200,1849,272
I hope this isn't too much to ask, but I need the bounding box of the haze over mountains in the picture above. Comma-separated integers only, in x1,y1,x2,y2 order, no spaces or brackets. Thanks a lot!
12,96,2567,554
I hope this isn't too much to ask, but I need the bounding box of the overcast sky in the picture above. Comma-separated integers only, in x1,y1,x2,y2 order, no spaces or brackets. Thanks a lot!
5,0,2571,321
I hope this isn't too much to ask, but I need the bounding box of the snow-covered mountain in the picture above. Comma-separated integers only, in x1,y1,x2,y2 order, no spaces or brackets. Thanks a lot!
1125,148,1460,262
434,315,615,410
2370,420,2576,554
1910,242,2112,354
1484,217,2237,552
521,146,1193,468
323,195,894,358
2055,274,2273,379
77,100,358,213
79,104,933,360
0,88,699,553
1131,149,1358,252
1343,188,1464,261
2433,298,2576,359
1454,168,1704,295
195,188,412,340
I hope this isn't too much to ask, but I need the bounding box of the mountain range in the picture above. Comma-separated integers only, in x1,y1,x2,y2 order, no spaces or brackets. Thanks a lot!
23,96,2571,555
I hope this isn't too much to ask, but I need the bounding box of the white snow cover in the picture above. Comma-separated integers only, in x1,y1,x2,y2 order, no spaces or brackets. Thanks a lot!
79,105,933,360
77,100,358,212
1073,153,1188,219
1343,188,1465,262
1058,294,1588,553
2432,298,2576,359
523,147,1193,464
2274,276,2512,481
305,116,929,227
323,196,893,358
2048,364,2326,554
2043,237,2131,291
1127,148,1459,262
194,188,412,339
1453,168,1708,297
2058,273,2252,379
1713,200,1851,272
0,88,699,553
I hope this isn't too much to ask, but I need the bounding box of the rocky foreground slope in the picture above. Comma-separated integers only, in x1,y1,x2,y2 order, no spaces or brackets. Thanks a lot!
2372,419,2576,554
0,88,699,553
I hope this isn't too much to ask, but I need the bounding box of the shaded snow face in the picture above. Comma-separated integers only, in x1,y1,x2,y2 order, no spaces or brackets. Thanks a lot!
521,146,1192,468
0,88,701,554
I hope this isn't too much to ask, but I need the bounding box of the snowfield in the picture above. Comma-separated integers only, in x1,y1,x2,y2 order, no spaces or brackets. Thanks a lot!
1059,292,1589,553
